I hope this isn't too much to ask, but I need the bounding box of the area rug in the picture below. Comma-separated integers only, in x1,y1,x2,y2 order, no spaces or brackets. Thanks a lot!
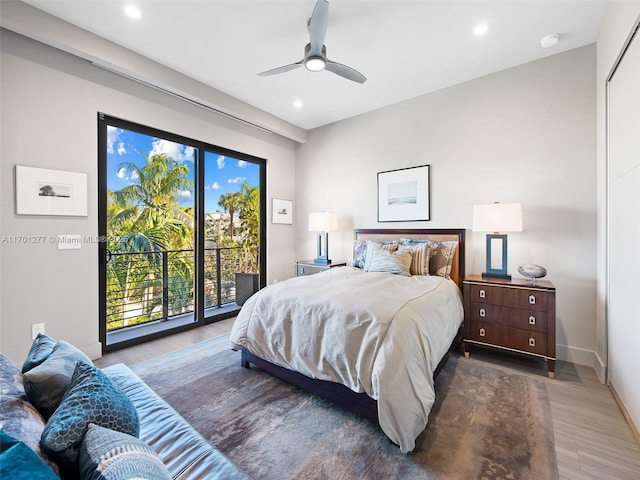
133,334,558,480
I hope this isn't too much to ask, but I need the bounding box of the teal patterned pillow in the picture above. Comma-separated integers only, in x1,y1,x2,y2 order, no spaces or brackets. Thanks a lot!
0,430,59,480
40,361,139,470
21,333,57,373
79,424,171,480
23,340,93,419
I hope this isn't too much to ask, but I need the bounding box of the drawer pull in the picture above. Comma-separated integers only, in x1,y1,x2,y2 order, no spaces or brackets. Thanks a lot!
529,315,536,325
529,337,536,347
479,289,486,298
529,294,536,305
479,308,486,317
479,327,486,337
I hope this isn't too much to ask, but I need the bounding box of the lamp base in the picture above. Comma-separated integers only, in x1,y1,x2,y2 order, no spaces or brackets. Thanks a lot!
482,272,511,280
313,257,331,265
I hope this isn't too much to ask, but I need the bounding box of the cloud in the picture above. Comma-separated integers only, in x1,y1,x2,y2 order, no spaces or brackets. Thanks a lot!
116,167,127,179
149,138,194,162
217,156,225,169
237,160,247,168
174,190,192,203
228,177,245,184
204,181,221,191
117,142,127,155
116,166,138,182
107,126,123,154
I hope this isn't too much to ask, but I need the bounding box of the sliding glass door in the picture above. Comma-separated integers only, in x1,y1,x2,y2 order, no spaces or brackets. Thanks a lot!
98,114,265,352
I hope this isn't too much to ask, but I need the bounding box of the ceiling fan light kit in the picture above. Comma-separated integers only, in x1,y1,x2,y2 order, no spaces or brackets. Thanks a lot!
258,0,366,83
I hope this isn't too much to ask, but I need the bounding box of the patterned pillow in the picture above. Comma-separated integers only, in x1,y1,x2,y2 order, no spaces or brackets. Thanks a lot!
79,424,171,480
22,333,57,373
399,237,430,246
353,240,398,269
23,340,93,419
428,241,458,279
40,361,139,470
364,242,412,276
0,430,59,480
398,242,430,275
0,355,60,476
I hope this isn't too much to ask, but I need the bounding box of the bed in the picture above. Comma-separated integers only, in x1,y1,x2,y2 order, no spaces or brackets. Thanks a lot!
230,228,465,453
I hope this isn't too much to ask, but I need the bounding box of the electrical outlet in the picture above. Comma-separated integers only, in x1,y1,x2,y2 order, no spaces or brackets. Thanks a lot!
31,323,45,340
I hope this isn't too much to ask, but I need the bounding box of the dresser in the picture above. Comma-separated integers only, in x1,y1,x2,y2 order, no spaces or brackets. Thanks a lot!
463,275,556,378
295,260,347,277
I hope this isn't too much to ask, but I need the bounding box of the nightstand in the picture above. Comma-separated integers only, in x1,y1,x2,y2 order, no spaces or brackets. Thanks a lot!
463,275,556,378
295,260,347,277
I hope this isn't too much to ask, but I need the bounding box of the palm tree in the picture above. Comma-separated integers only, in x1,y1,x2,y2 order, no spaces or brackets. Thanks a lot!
217,192,242,238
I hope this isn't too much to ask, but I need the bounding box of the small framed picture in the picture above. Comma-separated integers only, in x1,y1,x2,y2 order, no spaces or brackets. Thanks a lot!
15,165,88,216
377,165,430,222
272,198,293,224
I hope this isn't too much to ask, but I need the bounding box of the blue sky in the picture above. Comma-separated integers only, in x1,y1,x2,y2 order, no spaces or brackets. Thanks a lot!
107,126,259,213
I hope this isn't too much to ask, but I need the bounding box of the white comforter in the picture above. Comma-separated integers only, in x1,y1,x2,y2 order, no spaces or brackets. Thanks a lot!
229,266,463,452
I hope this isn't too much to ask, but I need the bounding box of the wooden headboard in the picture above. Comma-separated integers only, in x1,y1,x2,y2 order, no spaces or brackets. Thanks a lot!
354,229,466,289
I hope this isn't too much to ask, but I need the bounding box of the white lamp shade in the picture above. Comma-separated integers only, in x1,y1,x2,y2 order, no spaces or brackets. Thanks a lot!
308,212,338,232
472,203,523,233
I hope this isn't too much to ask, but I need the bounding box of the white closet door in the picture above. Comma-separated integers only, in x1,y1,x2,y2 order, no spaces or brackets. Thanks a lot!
608,22,640,431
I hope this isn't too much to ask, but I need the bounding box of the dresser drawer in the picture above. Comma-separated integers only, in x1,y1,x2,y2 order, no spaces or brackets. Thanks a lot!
469,284,548,311
296,263,327,276
469,302,548,332
468,322,548,356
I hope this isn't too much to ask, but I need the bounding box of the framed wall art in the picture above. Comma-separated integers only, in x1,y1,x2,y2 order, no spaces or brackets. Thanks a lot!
272,198,293,224
377,165,430,222
15,165,88,216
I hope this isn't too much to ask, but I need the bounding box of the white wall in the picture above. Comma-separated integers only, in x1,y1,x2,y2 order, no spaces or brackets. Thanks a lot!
596,1,640,433
0,30,296,365
295,45,597,366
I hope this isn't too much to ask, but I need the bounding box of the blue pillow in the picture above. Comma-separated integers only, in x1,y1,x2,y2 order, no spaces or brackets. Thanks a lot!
22,333,57,373
40,361,139,470
0,430,58,480
80,424,171,480
23,340,93,418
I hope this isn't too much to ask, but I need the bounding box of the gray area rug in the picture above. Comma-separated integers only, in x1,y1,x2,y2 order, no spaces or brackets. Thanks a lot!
133,334,558,480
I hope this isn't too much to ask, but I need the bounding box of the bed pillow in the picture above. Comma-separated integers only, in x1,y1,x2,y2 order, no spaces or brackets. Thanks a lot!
0,430,59,480
398,242,430,275
23,340,93,419
22,333,57,373
40,361,139,470
364,241,412,276
0,355,60,476
428,241,458,278
353,240,398,269
79,424,171,480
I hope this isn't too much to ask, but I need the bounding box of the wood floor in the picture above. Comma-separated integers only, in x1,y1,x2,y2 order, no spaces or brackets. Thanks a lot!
96,319,640,480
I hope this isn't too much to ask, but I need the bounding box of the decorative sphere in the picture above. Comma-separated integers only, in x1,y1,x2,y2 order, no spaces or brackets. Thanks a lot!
518,264,547,279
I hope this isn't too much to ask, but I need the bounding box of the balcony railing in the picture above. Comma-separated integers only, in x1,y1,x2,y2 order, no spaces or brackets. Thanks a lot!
106,247,243,332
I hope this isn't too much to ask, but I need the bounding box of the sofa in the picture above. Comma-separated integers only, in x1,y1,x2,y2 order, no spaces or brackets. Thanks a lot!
0,334,251,479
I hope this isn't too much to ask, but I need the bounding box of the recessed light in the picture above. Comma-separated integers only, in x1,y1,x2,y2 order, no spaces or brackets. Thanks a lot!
540,33,559,48
540,33,560,48
293,100,303,109
474,24,489,36
124,4,141,20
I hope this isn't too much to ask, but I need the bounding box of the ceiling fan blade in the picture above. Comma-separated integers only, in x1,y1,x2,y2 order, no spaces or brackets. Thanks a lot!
325,60,367,84
308,0,329,55
257,60,304,77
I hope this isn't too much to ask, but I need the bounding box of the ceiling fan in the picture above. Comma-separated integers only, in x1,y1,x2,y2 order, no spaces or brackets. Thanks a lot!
258,0,366,84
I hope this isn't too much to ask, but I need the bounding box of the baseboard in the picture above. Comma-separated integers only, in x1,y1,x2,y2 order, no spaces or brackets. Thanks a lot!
82,341,102,360
592,350,607,383
609,382,640,446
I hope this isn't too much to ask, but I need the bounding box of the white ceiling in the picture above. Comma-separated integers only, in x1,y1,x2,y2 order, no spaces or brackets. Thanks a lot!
22,0,608,131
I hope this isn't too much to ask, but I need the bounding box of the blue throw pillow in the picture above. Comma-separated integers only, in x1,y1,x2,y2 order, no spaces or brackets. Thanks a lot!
23,340,93,418
22,333,57,373
79,424,171,480
0,430,59,480
40,361,139,470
